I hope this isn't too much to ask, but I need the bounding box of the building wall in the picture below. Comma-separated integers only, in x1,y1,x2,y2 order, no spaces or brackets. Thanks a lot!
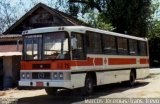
0,36,22,89
3,56,13,88
2,56,21,88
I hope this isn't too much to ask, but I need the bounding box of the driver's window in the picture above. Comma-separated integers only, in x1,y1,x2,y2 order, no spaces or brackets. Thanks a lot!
71,33,85,60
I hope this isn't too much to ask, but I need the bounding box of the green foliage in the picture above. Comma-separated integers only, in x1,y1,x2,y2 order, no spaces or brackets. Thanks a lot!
97,22,114,31
147,1,160,67
148,20,160,38
66,0,153,37
85,12,114,31
96,14,115,31
107,0,152,37
148,20,160,67
148,0,160,38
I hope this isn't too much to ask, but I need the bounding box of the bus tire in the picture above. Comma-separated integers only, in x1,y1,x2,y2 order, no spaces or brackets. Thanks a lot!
45,88,57,95
82,75,94,95
128,71,135,87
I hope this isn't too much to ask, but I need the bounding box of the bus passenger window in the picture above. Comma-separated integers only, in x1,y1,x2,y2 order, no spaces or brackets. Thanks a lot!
102,35,117,54
117,37,128,55
87,32,102,54
138,41,147,56
71,35,77,49
129,39,138,55
71,33,85,60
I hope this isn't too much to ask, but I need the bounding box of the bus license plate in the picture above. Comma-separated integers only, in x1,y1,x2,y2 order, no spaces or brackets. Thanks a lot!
36,82,43,87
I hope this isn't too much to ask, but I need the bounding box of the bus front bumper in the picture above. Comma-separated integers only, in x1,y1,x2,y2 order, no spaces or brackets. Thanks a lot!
19,80,72,89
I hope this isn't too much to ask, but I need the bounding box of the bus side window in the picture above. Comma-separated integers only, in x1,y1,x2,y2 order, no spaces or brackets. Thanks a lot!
102,35,117,54
71,34,77,49
129,39,138,55
138,41,147,56
117,37,128,55
86,31,102,54
71,33,85,60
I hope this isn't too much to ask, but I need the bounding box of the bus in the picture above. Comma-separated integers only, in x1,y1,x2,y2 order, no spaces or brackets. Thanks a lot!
19,26,149,95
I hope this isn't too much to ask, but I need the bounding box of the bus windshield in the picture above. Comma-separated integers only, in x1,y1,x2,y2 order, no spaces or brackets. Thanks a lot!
23,32,69,60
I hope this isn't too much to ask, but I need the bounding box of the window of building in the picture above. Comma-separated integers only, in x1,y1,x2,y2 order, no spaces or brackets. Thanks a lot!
86,31,102,54
102,35,117,54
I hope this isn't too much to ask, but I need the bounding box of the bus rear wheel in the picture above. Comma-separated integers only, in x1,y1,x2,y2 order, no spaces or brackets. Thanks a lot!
128,71,135,87
82,75,94,95
45,88,58,95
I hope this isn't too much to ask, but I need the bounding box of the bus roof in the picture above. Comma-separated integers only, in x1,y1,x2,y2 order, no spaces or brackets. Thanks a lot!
22,26,147,41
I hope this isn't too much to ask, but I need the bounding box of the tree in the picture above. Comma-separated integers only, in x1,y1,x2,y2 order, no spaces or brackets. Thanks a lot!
56,0,114,30
148,21,160,38
0,0,18,33
147,1,160,67
148,20,160,67
85,12,114,31
66,0,152,37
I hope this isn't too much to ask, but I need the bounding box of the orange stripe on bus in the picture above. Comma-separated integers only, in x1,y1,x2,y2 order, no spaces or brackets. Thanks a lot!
140,58,149,64
94,58,103,65
71,58,103,66
108,58,136,65
21,58,104,70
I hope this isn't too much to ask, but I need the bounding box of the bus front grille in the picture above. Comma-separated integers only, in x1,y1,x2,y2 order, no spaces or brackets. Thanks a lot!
32,72,51,79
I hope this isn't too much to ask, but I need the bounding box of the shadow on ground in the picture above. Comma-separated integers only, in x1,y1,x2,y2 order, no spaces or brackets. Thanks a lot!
17,81,149,104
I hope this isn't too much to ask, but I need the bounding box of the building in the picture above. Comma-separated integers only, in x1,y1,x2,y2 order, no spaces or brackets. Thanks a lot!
4,3,88,34
0,34,22,89
1,3,87,89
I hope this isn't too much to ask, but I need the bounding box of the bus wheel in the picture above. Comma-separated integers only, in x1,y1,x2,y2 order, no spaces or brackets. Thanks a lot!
45,88,57,95
128,71,135,87
83,75,94,95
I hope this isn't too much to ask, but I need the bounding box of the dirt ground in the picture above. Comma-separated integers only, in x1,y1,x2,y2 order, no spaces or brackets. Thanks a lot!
0,68,160,104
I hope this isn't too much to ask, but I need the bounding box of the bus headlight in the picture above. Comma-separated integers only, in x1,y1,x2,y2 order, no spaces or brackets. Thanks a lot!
26,73,30,79
21,73,26,79
53,72,58,79
52,72,70,80
59,72,63,79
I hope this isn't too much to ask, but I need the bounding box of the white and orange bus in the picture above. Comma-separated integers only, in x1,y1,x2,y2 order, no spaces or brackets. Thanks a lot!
19,26,149,95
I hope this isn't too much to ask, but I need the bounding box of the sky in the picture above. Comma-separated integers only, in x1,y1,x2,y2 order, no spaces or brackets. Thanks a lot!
10,0,57,6
10,0,58,15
